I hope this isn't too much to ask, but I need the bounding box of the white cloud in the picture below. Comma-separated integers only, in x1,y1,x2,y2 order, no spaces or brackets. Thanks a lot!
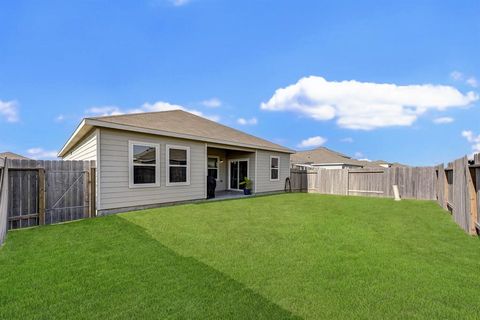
451,71,478,88
450,71,464,81
297,136,327,148
55,114,66,122
341,137,354,143
462,130,480,155
466,77,478,88
27,148,59,160
237,117,258,125
261,76,478,130
86,101,220,122
0,100,19,122
354,152,364,159
170,0,190,6
85,106,123,116
433,117,454,124
201,98,222,108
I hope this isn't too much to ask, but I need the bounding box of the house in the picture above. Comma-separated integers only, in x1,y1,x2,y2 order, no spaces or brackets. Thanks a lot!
291,147,365,169
59,110,294,214
0,152,30,160
359,160,409,169
292,148,409,170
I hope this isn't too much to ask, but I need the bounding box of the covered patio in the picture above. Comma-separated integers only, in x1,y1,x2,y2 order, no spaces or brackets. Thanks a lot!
206,190,251,201
206,145,255,196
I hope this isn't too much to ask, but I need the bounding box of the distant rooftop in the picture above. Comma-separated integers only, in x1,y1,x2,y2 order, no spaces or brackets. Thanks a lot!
292,147,409,168
0,152,30,160
291,147,365,167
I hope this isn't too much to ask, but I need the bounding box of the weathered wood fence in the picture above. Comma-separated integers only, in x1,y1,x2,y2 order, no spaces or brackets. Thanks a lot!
436,155,480,234
290,153,480,234
0,160,96,238
298,167,437,200
0,158,8,245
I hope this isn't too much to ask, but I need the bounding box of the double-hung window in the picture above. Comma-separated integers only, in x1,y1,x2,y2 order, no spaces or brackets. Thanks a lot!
270,156,280,181
129,141,160,188
166,145,190,185
207,156,219,179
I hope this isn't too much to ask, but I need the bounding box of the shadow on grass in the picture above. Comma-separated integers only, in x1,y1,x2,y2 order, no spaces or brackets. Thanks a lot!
0,215,299,320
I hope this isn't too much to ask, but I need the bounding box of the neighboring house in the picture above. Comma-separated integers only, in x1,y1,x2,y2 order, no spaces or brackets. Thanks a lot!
0,152,30,160
368,160,391,168
359,160,391,169
291,147,365,169
359,160,409,169
59,110,294,214
292,148,409,170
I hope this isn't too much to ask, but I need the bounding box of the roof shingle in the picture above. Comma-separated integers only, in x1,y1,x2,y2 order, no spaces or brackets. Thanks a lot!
87,110,293,153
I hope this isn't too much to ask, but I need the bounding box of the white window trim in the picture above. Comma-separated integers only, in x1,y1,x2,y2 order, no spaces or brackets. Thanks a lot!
166,144,191,186
207,155,220,180
270,156,280,181
128,140,160,189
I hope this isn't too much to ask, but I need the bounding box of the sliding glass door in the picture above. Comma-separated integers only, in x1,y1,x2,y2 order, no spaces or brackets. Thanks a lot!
229,160,248,190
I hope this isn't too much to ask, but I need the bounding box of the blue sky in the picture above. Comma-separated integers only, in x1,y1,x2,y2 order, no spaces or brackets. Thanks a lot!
0,0,479,165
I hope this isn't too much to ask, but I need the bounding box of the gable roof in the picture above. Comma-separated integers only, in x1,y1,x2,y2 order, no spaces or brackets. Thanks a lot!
0,152,30,160
59,110,294,157
291,147,364,167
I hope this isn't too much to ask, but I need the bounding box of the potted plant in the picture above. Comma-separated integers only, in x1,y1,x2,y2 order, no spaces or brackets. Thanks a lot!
239,177,253,195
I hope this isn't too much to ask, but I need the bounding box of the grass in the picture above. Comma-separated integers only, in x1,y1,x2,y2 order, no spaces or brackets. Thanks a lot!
1,193,480,319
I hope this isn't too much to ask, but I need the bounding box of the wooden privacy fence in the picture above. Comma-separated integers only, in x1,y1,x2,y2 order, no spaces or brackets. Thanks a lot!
0,158,8,245
0,159,96,233
298,167,437,200
436,155,479,235
290,153,480,235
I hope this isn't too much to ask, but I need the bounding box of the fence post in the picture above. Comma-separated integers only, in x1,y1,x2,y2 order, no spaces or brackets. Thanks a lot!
346,169,350,196
90,165,96,217
38,168,46,225
467,165,477,235
0,157,8,245
473,153,480,232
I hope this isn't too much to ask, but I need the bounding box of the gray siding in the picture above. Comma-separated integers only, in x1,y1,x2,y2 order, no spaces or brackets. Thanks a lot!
98,128,206,211
63,129,98,161
255,150,290,193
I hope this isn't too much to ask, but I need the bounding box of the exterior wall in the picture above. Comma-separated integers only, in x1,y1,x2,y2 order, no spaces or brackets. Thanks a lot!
98,128,206,211
207,148,227,191
255,150,290,193
314,164,344,170
310,164,363,170
63,129,98,161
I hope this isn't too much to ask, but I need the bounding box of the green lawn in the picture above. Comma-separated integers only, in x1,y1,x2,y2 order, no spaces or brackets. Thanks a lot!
1,193,480,319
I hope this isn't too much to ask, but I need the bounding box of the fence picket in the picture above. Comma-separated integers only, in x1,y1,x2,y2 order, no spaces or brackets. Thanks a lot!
0,159,96,231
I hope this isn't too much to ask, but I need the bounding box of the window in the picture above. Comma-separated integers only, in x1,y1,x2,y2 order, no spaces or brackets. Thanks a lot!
166,145,190,185
129,141,160,188
270,156,280,181
207,156,219,179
